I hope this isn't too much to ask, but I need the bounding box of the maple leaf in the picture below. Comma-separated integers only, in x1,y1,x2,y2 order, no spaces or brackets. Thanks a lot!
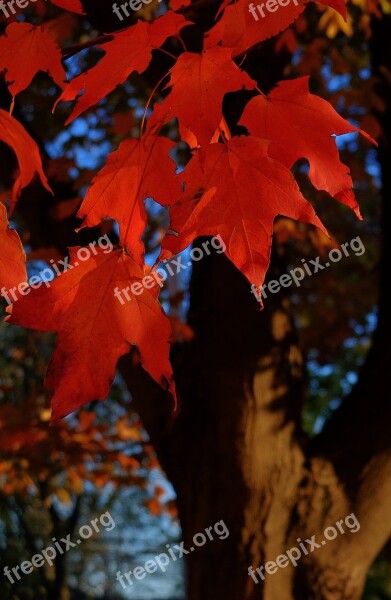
147,46,256,146
205,0,347,56
170,0,192,8
162,136,327,289
0,204,27,292
8,248,175,421
0,109,52,210
55,13,192,124
205,0,305,55
0,23,65,98
239,77,375,217
50,0,85,13
77,135,181,265
46,14,82,47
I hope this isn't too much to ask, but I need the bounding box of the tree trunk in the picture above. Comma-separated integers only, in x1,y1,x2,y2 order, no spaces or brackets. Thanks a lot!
121,248,364,600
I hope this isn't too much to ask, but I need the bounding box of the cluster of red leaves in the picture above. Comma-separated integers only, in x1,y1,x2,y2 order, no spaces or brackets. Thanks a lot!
0,0,374,421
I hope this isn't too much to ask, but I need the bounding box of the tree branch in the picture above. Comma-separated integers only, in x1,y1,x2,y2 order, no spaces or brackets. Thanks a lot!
61,0,220,59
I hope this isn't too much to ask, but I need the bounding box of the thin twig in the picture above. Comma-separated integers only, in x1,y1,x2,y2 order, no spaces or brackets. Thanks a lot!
60,0,220,59
62,34,115,59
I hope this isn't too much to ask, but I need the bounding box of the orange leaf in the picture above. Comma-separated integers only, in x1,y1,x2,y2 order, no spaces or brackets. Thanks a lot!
169,316,195,342
0,204,26,293
147,47,256,146
145,498,161,516
45,14,81,46
49,0,85,13
162,136,327,290
117,455,140,468
205,0,347,56
170,0,191,8
77,135,181,264
239,77,375,216
109,110,135,137
117,417,143,441
0,23,66,97
205,0,305,56
0,109,51,209
8,248,175,420
55,13,192,123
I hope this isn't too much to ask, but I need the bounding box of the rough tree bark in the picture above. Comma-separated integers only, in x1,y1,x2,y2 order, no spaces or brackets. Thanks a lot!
119,13,391,600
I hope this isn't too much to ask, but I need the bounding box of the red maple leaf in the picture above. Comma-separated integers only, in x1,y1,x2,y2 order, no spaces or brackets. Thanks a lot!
0,109,51,209
239,77,375,217
0,22,66,97
205,0,347,56
162,136,327,289
77,135,181,265
0,204,27,293
49,0,85,13
55,13,192,123
147,46,256,146
8,248,175,421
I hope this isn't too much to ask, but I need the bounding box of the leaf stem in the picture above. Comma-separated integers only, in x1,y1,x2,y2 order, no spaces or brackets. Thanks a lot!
140,73,170,138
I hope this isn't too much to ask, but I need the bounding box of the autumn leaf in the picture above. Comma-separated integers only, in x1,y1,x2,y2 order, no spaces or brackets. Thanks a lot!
0,412,47,451
147,46,256,146
145,498,162,516
77,135,181,265
45,13,81,46
8,248,175,421
55,13,192,124
205,0,347,56
0,204,26,293
0,109,52,210
205,0,305,56
162,136,327,290
239,77,375,217
170,316,195,342
171,0,192,8
0,23,66,97
50,0,85,13
116,417,143,441
109,110,135,137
